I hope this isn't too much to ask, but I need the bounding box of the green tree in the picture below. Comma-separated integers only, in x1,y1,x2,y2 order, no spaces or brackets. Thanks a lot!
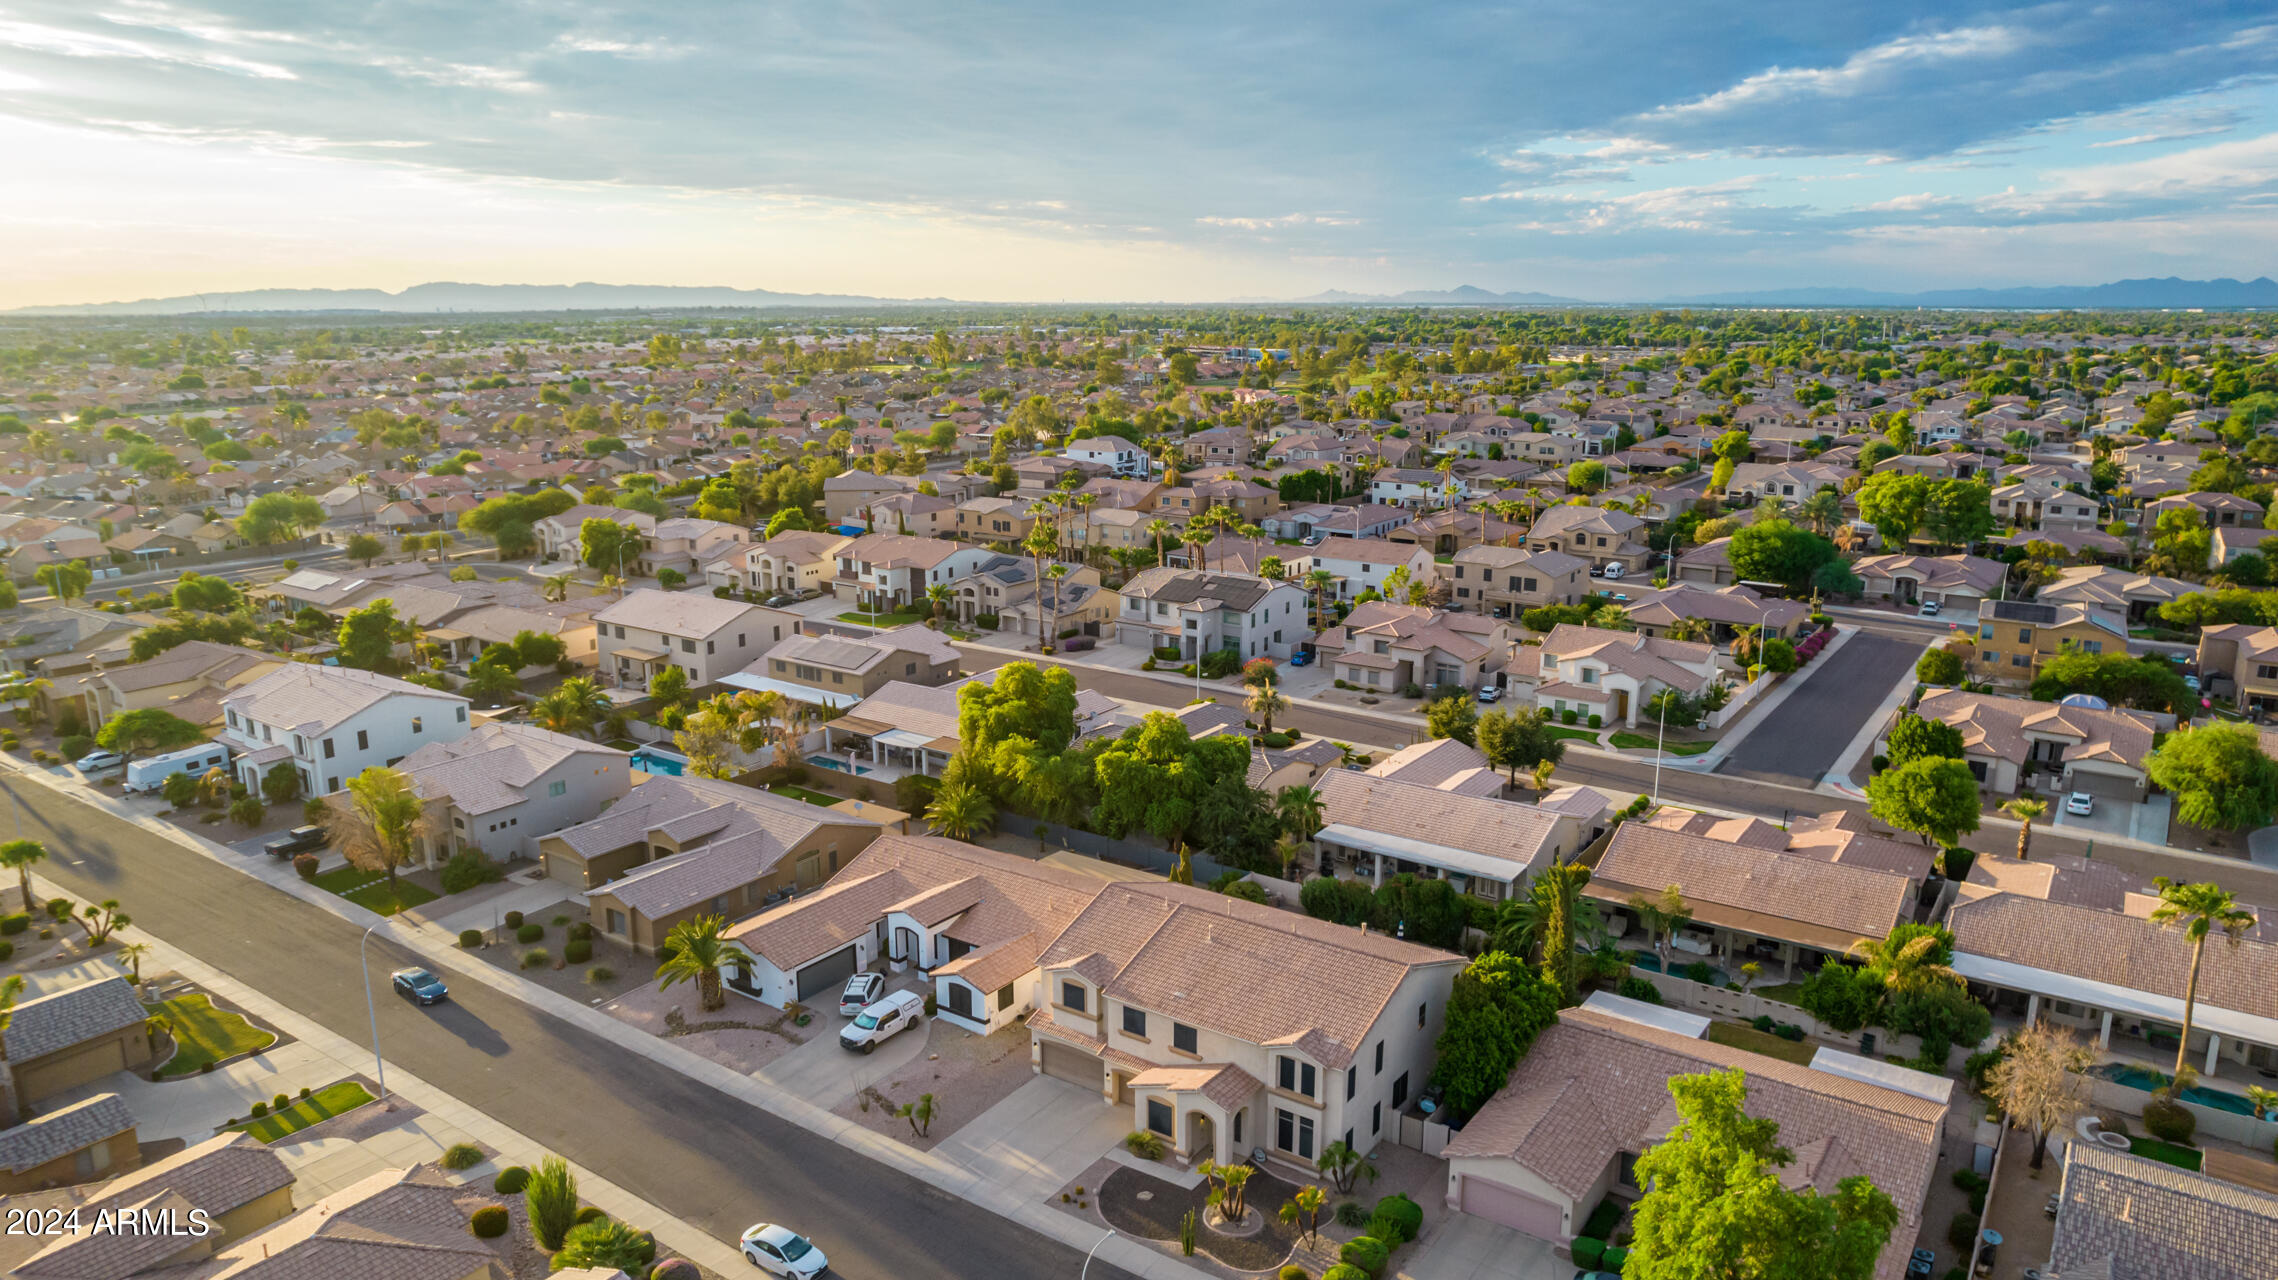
234,492,324,545
1430,951,1562,1119
95,708,205,761
1884,712,1966,770
2028,649,2190,715
1566,460,1608,494
1726,518,1838,593
648,664,690,709
2147,722,2278,831
169,572,241,613
1476,705,1565,783
1915,646,1964,686
344,533,385,566
333,766,430,902
1922,479,1994,550
2150,878,2257,1080
523,1156,580,1252
335,598,399,670
579,518,643,574
926,781,996,839
655,913,732,1012
1866,756,1981,846
1424,693,1478,746
1625,1069,1898,1280
34,560,91,602
1853,472,1932,548
260,761,303,805
533,677,610,737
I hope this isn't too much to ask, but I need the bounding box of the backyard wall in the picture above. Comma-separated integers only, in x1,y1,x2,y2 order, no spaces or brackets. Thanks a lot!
993,812,1238,883
1629,968,1949,1069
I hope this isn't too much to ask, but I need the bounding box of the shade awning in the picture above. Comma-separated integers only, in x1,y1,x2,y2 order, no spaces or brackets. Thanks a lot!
876,728,936,750
1954,952,2278,1049
718,670,853,709
612,646,669,661
1316,822,1534,883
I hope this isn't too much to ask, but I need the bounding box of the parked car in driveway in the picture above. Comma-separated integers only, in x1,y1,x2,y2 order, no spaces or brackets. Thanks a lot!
839,988,924,1053
1918,600,1941,617
741,1223,828,1278
1477,685,1501,703
263,825,328,858
2066,791,2095,817
391,967,448,1005
73,749,125,773
838,972,885,1017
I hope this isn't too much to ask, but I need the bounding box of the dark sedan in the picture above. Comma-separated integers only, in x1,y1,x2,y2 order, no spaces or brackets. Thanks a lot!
263,825,327,858
391,967,449,1005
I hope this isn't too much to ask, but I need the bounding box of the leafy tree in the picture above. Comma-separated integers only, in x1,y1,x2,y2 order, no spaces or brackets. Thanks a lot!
1476,706,1565,783
1915,646,1965,686
1866,756,1981,846
1093,713,1252,861
1922,479,1995,550
763,507,815,537
1884,712,1965,770
344,533,385,565
335,598,399,670
2150,878,2257,1080
95,708,205,760
1424,693,1478,746
509,630,567,669
0,578,17,610
169,572,241,613
1884,982,1992,1065
579,518,643,573
1853,472,1932,548
331,766,432,902
1299,875,1375,926
655,913,732,1011
1565,460,1608,494
1726,518,1838,593
2028,650,2190,715
1796,962,1880,1033
2147,723,2278,830
235,492,324,545
1430,951,1562,1119
1625,1069,1898,1280
1368,873,1468,948
34,560,91,602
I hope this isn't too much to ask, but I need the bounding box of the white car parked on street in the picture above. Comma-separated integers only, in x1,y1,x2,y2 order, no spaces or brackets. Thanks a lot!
741,1223,829,1277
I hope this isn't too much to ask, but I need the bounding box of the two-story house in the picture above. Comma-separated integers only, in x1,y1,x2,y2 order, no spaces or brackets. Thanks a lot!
1907,688,2166,799
593,589,797,691
219,664,472,796
1316,601,1513,694
393,721,630,866
732,529,851,599
534,503,652,562
726,624,962,710
830,533,997,613
1442,545,1589,617
1525,505,1651,577
1969,599,2128,685
952,495,1048,545
1291,538,1436,604
1531,624,1720,728
635,516,750,578
1180,426,1252,467
2197,622,2278,714
1115,568,1310,662
1065,434,1149,477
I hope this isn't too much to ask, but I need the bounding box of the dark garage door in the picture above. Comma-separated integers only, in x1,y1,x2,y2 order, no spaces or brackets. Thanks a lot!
795,945,859,1002
1040,1040,1101,1087
2070,770,2136,800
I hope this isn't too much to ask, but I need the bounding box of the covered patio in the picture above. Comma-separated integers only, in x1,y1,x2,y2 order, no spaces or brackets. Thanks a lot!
1958,951,2278,1082
817,718,954,783
1314,823,1523,902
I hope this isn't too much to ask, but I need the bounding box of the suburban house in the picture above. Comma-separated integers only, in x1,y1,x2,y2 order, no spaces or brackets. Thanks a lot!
1313,769,1592,902
1315,601,1512,694
1968,599,2129,683
1852,553,2006,612
634,516,750,579
829,533,997,613
1585,820,1922,987
42,640,282,737
0,1094,138,1193
1619,584,1812,644
2195,622,2278,714
1908,689,2165,799
1363,738,1510,798
2037,566,2195,625
1180,426,1252,466
1115,568,1310,662
593,589,796,691
725,624,962,710
1289,538,1436,604
1524,506,1651,576
952,495,1047,545
1530,624,1721,728
1671,537,1736,587
541,773,884,952
1064,435,1149,477
819,672,1121,781
1030,881,1463,1172
393,722,631,866
1,978,156,1119
824,469,925,525
534,503,651,563
1443,1004,1948,1280
2048,1142,2278,1279
0,1132,297,1276
219,664,472,797
1442,545,1589,615
734,529,852,598
1991,478,2100,530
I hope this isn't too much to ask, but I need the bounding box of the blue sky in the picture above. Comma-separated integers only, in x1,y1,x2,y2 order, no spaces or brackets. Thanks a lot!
4,1,2278,305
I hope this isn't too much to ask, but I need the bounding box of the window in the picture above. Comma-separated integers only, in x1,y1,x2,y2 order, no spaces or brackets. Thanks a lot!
681,638,696,653
1277,1057,1317,1098
1146,1099,1174,1135
1419,1001,1428,1028
1375,1042,1384,1075
2017,628,2034,643
1060,981,1087,1013
357,730,370,751
549,780,567,798
1122,1007,1147,1038
1372,1101,1381,1135
1346,1066,1357,1100
1276,1109,1315,1159
1173,1023,1197,1054
706,640,715,655
455,705,467,723
321,737,335,759
411,717,423,735
997,984,1014,1011
1232,1109,1243,1145
1392,1072,1409,1108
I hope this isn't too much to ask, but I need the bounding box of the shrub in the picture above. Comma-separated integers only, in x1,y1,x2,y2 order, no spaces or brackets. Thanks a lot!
469,1205,510,1238
298,1086,310,1099
1570,1237,1606,1269
0,913,26,935
1603,1245,1630,1270
587,966,616,983
492,1166,530,1194
524,1156,579,1251
0,941,13,962
651,1261,701,1280
1871,753,1889,773
521,948,550,969
516,922,543,943
1774,1023,1806,1041
1367,1193,1421,1245
272,1093,288,1110
574,1205,608,1226
1752,1014,1775,1032
503,910,524,930
442,1143,484,1171
1280,1267,1311,1280
564,938,593,964
568,921,594,941
292,853,318,882
1337,1236,1388,1280
440,848,503,894
60,734,93,760
1124,1130,1165,1159
1560,708,1578,725
1618,976,1663,1004
249,1102,268,1118
1682,961,1713,983
459,929,483,949
2143,1096,2197,1144
552,914,569,926
1322,1268,1370,1280
1587,713,1602,729
1947,1211,1981,1253
1334,1200,1371,1228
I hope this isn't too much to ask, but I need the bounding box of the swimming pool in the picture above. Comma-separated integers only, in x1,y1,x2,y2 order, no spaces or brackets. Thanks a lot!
807,754,873,776
1630,951,1729,988
2091,1062,2257,1115
628,747,688,776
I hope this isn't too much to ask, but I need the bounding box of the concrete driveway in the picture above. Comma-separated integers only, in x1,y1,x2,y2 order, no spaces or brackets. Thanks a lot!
2049,792,2172,846
933,1074,1130,1202
1397,1211,1564,1280
756,1005,932,1106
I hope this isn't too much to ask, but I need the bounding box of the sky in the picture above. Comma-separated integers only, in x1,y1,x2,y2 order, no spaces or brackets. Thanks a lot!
5,1,2278,307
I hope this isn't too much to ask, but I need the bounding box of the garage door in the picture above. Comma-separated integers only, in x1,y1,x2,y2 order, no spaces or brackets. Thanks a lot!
1039,1040,1101,1088
1458,1175,1562,1239
794,945,858,1002
20,1039,128,1102
2070,770,2136,800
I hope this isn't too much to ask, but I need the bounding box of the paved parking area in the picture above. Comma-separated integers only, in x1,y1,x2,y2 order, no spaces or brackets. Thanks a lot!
933,1075,1131,1204
2049,793,2172,846
1400,1211,1563,1280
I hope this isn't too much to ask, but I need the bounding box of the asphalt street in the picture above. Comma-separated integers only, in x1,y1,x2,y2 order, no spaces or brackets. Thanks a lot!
3,772,1134,1280
1714,629,1920,788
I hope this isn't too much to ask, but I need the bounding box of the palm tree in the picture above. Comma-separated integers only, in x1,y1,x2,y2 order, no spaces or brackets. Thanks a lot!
2150,878,2256,1080
925,583,951,629
0,840,45,914
926,781,996,840
655,913,732,1012
1305,569,1335,628
2000,797,2048,861
1275,785,1324,845
542,573,571,602
1021,522,1057,647
1626,884,1691,962
1245,683,1289,736
113,941,151,985
1146,518,1174,566
533,676,611,738
1846,927,1961,996
1666,616,1712,643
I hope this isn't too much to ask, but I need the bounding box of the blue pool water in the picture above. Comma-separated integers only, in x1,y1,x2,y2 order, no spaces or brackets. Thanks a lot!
808,754,873,776
628,747,687,776
2091,1062,2257,1115
1630,951,1728,987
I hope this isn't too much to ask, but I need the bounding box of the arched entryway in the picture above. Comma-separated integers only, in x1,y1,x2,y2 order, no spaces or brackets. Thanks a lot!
1185,1111,1216,1161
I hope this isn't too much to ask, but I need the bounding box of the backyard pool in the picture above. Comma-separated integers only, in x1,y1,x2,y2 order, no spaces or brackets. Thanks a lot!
628,747,688,776
808,754,874,776
2091,1062,2257,1115
1630,951,1728,988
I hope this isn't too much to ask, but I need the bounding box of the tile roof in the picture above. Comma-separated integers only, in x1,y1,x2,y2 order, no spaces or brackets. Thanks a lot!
6,977,152,1062
2051,1142,2278,1280
396,721,625,816
1587,822,1916,952
1318,770,1565,873
11,1133,290,1277
1947,892,2278,1021
565,776,876,919
593,587,771,638
0,1094,133,1173
170,1163,511,1280
222,664,464,736
1916,689,2160,771
1538,624,1716,694
1118,567,1280,612
1128,1063,1262,1113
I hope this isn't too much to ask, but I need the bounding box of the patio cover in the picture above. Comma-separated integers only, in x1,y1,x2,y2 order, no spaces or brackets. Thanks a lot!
875,728,936,750
1315,822,1528,884
612,645,669,661
1952,951,2278,1050
718,669,853,709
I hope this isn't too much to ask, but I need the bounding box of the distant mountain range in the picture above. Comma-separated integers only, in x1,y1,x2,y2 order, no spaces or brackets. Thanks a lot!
9,275,2276,316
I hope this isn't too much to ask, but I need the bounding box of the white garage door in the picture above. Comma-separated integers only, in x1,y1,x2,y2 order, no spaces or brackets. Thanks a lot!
1458,1174,1563,1239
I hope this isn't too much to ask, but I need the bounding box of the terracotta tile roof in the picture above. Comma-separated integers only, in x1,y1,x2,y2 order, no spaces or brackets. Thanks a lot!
1916,689,2160,771
1587,822,1915,951
2051,1142,2278,1280
1948,892,2278,1021
1129,1063,1262,1113
1319,770,1565,872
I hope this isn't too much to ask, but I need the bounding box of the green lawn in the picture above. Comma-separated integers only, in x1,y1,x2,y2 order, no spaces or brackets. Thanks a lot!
148,993,277,1077
835,608,931,628
769,785,841,808
226,1081,375,1143
1546,727,1601,744
1705,1020,1818,1066
2128,1136,2204,1171
1608,732,1713,756
312,866,438,916
1751,981,1809,1006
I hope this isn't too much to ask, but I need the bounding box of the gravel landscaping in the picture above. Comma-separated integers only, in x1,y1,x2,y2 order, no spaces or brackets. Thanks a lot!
601,980,810,1075
1094,1162,1306,1272
829,1019,1034,1151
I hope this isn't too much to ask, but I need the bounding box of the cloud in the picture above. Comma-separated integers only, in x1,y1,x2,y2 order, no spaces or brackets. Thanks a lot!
552,34,690,59
1196,212,1361,230
0,14,295,79
365,55,540,94
1646,25,2024,121
1489,148,1633,185
1855,192,1965,212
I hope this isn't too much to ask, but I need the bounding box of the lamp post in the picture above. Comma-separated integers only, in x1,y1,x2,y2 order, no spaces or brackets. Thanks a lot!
359,919,394,1105
1080,1227,1116,1280
1651,695,1669,806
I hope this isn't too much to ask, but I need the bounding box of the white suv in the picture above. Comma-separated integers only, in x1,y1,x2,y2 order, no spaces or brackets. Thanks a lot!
839,988,924,1054
837,972,885,1017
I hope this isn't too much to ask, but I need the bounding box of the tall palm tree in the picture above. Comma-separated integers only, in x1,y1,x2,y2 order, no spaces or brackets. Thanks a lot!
2000,797,2048,861
1246,682,1289,736
1021,522,1057,647
2150,878,2256,1080
926,781,996,840
1306,569,1335,628
1146,518,1174,566
1275,785,1325,845
1846,927,1961,996
925,583,951,629
655,914,732,1012
0,840,45,914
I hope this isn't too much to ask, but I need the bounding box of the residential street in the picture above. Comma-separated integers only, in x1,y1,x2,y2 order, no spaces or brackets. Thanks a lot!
1714,629,1921,788
1,772,1135,1280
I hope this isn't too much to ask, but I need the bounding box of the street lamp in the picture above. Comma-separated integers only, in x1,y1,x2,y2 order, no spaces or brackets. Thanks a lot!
360,919,397,1105
1651,694,1669,806
1080,1227,1116,1280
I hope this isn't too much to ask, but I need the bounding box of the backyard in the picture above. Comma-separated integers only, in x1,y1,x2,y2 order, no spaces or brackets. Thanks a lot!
226,1080,375,1142
1705,1019,1818,1066
148,991,278,1076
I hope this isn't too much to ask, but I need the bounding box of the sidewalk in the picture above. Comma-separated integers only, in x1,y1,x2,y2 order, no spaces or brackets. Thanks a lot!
0,754,1222,1280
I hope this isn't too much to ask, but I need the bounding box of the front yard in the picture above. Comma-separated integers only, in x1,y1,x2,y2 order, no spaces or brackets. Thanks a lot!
148,991,279,1076
829,1019,1035,1151
1608,732,1713,756
312,865,438,916
225,1080,375,1142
